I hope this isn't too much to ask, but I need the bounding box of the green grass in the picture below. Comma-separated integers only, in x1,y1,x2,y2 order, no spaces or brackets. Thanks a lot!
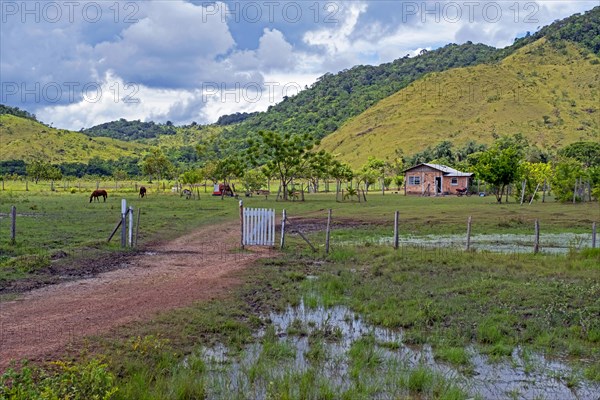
297,245,600,363
1,183,598,397
0,182,239,286
2,184,596,289
2,242,599,398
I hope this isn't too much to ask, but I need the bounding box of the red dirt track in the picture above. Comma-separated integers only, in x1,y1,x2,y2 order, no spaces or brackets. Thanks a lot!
0,222,266,371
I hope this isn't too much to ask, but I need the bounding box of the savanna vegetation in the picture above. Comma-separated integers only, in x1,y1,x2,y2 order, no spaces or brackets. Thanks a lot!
1,7,599,399
1,190,598,398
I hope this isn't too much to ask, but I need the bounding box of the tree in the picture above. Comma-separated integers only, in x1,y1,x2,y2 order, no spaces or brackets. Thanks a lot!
474,144,523,203
201,162,219,184
241,169,267,194
113,169,128,182
559,142,600,168
514,162,552,203
394,175,404,190
329,160,354,201
26,160,62,183
141,149,173,181
358,157,387,193
552,158,584,202
214,156,245,185
303,151,336,193
179,169,204,191
247,131,319,201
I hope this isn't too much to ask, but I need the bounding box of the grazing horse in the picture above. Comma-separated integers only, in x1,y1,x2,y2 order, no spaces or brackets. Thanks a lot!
90,189,108,203
139,186,147,198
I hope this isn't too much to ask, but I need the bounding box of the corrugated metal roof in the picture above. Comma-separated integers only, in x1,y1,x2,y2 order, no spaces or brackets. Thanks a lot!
404,163,473,176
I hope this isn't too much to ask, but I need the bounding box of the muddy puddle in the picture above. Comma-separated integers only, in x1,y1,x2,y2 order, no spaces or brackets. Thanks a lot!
340,233,595,254
194,300,600,399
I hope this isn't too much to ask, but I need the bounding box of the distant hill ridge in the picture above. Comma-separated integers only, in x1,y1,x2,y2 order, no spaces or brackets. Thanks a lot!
320,38,600,166
0,114,146,163
1,6,598,166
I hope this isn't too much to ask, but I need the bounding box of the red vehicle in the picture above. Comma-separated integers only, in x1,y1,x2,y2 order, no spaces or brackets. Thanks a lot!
212,183,234,197
456,187,471,197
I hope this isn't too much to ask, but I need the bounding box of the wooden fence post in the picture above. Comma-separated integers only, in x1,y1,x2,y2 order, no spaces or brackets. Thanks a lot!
534,219,540,254
394,211,399,250
325,209,332,254
466,216,472,251
10,206,16,244
239,200,244,249
529,183,540,205
135,208,141,247
593,222,597,249
542,179,546,203
280,209,287,249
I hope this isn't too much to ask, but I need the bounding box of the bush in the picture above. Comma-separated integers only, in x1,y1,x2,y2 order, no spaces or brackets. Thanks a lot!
0,360,118,400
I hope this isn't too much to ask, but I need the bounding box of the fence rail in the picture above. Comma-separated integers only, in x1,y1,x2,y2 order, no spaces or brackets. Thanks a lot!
277,211,599,256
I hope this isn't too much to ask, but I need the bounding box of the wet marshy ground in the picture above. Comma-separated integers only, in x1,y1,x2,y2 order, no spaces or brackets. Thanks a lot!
344,232,595,254
195,301,600,399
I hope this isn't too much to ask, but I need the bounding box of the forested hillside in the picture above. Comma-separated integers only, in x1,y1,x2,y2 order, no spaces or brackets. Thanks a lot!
79,7,599,159
218,7,598,143
83,119,178,141
320,38,600,166
220,42,499,141
0,105,40,123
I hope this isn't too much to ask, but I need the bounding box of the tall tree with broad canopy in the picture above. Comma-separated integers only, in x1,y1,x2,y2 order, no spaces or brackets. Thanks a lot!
241,169,267,194
26,160,62,183
474,137,524,203
559,142,600,168
246,131,321,201
141,149,173,181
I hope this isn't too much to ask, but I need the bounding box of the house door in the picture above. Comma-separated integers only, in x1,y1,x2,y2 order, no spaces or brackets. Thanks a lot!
435,177,442,194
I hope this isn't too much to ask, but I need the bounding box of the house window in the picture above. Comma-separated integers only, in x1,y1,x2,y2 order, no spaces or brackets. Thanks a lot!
408,176,421,185
451,177,458,186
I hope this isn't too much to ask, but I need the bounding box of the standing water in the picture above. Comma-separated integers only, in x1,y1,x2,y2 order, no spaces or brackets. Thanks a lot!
194,300,600,399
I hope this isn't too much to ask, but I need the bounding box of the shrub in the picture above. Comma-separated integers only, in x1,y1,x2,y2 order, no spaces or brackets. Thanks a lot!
0,360,118,400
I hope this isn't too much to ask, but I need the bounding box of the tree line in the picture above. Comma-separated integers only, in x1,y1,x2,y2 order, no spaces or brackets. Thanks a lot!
1,133,598,204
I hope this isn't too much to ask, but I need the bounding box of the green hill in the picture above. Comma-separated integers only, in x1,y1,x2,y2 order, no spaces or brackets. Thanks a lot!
0,114,148,164
320,38,599,167
82,119,178,141
217,42,499,143
217,7,598,148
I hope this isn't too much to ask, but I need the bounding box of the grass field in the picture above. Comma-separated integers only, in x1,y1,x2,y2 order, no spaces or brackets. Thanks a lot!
1,181,599,399
1,181,598,286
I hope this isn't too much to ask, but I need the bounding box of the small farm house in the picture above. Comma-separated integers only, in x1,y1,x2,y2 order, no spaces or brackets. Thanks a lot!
403,163,473,196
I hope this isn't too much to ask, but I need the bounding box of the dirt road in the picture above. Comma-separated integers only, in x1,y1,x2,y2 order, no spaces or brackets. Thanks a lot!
0,222,266,371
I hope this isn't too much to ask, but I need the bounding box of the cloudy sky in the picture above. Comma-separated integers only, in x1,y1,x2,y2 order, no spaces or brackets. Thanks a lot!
0,0,597,130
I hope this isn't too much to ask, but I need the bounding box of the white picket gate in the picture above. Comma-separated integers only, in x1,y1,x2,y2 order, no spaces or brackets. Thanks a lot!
242,207,276,246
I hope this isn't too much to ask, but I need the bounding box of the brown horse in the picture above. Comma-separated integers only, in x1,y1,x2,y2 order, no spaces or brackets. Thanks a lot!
139,186,147,198
90,189,108,203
